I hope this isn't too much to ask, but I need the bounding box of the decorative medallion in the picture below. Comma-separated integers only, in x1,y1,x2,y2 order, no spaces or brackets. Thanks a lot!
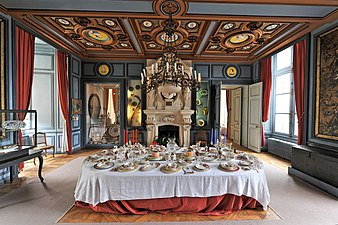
182,44,190,49
82,28,113,45
103,19,116,27
222,23,235,30
209,45,218,50
120,43,129,47
56,18,71,26
161,0,180,15
148,43,157,48
186,21,197,29
95,62,113,77
265,24,279,31
242,45,251,50
223,65,240,78
86,42,94,47
229,33,250,44
142,20,153,28
74,17,90,26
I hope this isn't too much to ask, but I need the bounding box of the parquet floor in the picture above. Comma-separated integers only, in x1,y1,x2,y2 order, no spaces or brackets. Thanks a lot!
0,142,289,222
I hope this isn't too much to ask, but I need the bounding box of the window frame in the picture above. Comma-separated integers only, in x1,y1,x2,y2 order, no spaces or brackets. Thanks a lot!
271,46,298,141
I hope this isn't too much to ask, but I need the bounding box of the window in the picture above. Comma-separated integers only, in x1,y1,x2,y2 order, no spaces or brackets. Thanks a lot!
271,46,297,139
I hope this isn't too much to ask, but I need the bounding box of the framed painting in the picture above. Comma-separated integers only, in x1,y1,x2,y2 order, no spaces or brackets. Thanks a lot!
314,25,338,141
223,64,240,78
94,62,113,77
72,98,82,115
0,17,6,139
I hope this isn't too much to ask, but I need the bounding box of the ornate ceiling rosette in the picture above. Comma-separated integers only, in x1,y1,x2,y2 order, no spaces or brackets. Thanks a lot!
205,21,293,57
40,16,135,52
153,0,188,17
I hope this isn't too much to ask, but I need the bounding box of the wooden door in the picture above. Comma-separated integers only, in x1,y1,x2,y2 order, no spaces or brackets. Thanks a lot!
248,82,263,152
232,88,242,145
241,86,249,147
214,81,222,142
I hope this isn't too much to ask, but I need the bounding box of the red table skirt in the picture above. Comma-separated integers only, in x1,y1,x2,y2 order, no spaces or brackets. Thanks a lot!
75,194,261,215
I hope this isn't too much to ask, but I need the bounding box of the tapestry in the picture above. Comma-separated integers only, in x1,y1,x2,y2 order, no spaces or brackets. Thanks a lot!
315,25,338,140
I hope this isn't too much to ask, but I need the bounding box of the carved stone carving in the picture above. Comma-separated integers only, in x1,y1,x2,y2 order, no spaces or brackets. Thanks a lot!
162,115,176,122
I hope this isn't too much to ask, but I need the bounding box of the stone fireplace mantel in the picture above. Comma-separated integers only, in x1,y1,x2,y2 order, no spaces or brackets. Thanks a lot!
144,109,194,147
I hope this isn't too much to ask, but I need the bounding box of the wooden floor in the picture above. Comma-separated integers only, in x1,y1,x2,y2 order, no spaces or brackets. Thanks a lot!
0,143,289,222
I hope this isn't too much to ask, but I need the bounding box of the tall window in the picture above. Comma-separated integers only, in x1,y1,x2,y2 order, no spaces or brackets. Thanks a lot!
271,46,297,138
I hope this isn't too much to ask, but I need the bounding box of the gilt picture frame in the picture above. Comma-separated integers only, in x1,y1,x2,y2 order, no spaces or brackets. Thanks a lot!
72,98,82,115
314,25,338,141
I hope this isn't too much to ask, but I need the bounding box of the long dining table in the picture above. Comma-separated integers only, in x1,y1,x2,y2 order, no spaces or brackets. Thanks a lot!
74,148,270,215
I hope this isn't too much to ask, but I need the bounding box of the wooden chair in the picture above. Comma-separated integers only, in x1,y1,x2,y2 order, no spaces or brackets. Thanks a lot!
32,132,55,157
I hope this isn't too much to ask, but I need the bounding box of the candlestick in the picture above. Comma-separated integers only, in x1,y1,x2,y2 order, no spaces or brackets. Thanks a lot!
194,70,197,80
166,62,169,72
174,63,177,72
151,64,154,75
155,63,158,73
140,72,144,84
143,69,146,76
198,73,201,82
190,67,193,78
211,128,214,145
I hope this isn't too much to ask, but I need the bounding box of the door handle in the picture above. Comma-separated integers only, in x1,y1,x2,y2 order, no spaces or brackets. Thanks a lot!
255,125,259,128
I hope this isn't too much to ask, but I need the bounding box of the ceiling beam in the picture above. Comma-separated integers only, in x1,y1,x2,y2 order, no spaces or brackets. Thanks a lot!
186,0,338,6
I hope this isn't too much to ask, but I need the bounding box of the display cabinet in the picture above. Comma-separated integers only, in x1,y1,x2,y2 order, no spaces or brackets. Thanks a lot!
0,109,37,162
195,81,210,128
127,80,142,127
85,83,121,145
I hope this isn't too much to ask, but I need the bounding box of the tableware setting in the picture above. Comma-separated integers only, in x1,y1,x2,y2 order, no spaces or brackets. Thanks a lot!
139,162,161,171
218,162,240,172
160,162,182,173
94,161,114,170
193,163,210,172
115,161,139,172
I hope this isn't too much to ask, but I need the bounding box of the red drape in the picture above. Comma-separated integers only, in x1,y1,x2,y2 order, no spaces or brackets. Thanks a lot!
260,57,272,146
56,50,72,154
226,90,231,139
293,40,306,144
75,194,261,215
15,27,35,171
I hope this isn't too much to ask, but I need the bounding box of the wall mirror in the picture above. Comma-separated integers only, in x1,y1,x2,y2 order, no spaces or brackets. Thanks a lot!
85,83,121,145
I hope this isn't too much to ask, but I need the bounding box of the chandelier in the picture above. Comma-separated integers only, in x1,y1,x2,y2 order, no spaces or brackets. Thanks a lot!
140,12,201,94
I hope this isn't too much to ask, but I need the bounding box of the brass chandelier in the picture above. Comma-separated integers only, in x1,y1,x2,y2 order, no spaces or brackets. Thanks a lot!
140,12,201,94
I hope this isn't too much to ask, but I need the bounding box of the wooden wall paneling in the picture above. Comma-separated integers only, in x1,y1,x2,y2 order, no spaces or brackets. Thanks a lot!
71,57,80,76
72,131,81,148
194,64,210,78
127,62,145,77
82,62,96,77
112,63,125,77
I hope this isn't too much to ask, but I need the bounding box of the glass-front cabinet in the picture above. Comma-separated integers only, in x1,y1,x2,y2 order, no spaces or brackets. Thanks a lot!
85,83,121,145
127,80,142,127
195,81,210,128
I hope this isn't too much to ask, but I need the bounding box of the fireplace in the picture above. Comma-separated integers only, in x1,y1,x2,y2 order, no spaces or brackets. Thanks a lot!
158,125,179,146
144,60,194,147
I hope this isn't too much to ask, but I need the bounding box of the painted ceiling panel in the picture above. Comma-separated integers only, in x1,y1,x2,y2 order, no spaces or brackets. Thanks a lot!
1,0,337,61
188,3,337,18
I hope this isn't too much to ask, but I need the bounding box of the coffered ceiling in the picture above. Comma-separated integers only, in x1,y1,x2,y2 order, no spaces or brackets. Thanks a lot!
0,0,337,62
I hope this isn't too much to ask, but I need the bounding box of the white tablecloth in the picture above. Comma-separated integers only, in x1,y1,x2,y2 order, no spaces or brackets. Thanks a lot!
74,158,270,210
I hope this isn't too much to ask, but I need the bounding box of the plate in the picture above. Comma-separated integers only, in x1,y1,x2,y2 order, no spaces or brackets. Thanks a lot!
139,162,160,171
160,165,182,173
196,99,202,106
94,162,114,170
203,155,217,162
116,163,139,172
239,160,251,166
193,163,211,172
200,89,208,96
177,159,192,166
148,155,163,161
197,119,205,127
218,163,240,172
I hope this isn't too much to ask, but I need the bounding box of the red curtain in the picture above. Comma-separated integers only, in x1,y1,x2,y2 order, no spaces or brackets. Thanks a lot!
226,90,231,139
293,40,306,144
56,50,72,154
260,57,272,146
15,27,35,171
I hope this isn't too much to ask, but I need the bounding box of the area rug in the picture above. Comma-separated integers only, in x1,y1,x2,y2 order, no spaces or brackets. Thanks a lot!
57,205,281,223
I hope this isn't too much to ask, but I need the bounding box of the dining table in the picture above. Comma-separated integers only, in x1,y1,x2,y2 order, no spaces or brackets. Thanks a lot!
74,147,270,215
